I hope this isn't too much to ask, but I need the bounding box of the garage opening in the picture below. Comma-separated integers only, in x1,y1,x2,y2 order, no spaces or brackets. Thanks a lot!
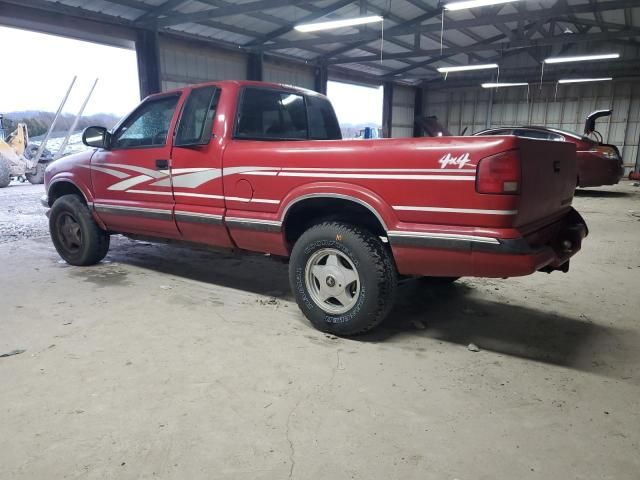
0,26,140,158
327,80,383,139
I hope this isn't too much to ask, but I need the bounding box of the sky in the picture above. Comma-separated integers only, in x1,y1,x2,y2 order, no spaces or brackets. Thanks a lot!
327,81,383,126
0,25,383,126
0,26,140,117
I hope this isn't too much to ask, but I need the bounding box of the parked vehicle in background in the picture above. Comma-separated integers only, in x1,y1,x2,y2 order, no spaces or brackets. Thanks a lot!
474,110,624,188
42,80,588,336
0,115,52,187
354,126,382,139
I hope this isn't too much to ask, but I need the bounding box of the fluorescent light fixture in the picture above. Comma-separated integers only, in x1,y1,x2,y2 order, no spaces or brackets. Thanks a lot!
444,0,519,11
294,15,383,33
558,77,613,84
481,82,528,88
437,63,498,73
544,53,619,64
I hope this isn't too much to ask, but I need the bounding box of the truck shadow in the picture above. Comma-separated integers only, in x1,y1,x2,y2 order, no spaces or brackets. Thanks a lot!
574,189,630,198
105,237,636,382
367,279,637,382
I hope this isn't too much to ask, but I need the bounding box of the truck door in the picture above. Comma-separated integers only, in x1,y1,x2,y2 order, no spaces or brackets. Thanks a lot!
91,93,182,238
170,85,233,248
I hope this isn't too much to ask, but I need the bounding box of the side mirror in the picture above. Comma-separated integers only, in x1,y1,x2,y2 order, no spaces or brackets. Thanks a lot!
82,126,110,149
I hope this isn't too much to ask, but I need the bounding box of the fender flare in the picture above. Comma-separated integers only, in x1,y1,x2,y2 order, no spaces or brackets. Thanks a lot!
47,176,94,205
47,176,106,230
278,182,397,232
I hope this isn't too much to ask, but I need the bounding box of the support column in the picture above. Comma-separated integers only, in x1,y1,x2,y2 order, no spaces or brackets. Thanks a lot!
382,81,394,138
314,65,328,95
413,85,424,137
247,52,263,81
485,87,494,128
135,30,161,98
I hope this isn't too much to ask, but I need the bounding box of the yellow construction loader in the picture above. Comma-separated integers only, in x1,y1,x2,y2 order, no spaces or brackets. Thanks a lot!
0,114,49,188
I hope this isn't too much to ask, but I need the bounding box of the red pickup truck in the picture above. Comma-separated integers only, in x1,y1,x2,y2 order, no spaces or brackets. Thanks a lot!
42,80,587,335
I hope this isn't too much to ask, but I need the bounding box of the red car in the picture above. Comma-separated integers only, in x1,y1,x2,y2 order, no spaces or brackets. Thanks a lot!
474,110,624,188
42,80,587,335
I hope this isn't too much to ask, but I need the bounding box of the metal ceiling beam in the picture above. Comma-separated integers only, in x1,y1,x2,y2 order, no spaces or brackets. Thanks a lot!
153,0,296,28
328,28,640,65
135,0,186,24
255,0,639,51
379,20,639,79
0,0,138,27
422,59,640,88
380,31,507,79
245,0,353,46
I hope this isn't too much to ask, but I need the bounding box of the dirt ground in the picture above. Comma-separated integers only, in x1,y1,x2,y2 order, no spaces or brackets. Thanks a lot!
1,181,639,479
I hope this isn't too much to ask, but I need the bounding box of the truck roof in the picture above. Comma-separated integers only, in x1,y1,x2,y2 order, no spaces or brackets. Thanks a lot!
149,80,322,99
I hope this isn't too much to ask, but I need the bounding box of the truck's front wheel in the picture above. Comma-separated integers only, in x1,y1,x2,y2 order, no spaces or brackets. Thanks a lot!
49,194,110,266
289,222,397,336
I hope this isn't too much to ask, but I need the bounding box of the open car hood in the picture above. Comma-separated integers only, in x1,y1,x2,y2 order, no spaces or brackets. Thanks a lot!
584,109,612,135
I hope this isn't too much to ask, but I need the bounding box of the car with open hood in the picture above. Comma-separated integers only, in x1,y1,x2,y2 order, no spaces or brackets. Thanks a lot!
474,110,624,188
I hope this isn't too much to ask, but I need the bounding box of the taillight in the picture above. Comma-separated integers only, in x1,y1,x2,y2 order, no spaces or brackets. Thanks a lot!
476,150,520,194
591,145,620,160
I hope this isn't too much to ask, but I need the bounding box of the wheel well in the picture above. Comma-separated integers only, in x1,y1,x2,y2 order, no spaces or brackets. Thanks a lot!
48,181,86,206
284,197,387,247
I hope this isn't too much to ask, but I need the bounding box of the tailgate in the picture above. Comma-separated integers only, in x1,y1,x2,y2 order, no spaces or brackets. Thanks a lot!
515,138,577,229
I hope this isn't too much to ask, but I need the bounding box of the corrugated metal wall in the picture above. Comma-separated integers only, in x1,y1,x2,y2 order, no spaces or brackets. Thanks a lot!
424,81,640,171
263,60,315,90
158,37,247,91
158,37,317,93
391,85,415,138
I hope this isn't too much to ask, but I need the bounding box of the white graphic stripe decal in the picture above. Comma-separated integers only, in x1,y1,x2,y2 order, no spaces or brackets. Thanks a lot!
279,172,475,180
279,167,476,173
81,165,130,179
394,206,518,215
127,189,173,196
225,196,280,204
102,163,167,179
173,192,224,200
108,175,154,191
158,169,221,188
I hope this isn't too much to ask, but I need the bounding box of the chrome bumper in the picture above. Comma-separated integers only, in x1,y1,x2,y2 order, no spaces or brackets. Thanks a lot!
40,194,49,208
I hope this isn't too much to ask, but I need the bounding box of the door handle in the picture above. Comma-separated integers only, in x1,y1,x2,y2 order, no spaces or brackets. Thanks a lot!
553,160,561,172
155,159,169,170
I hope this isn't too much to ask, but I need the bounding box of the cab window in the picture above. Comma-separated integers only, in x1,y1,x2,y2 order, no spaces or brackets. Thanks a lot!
235,88,308,140
175,86,220,146
112,95,179,149
306,95,341,140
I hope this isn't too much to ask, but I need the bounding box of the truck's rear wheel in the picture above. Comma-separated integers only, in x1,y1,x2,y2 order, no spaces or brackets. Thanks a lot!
289,222,397,336
0,154,11,188
26,162,46,185
49,194,110,266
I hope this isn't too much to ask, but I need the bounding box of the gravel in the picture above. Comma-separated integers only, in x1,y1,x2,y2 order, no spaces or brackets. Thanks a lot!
0,182,48,244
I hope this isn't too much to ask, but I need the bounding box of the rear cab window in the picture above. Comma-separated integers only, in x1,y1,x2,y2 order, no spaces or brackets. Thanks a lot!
234,87,341,141
175,86,220,146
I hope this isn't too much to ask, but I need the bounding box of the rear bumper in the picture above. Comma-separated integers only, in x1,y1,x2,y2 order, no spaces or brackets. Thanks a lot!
390,208,588,278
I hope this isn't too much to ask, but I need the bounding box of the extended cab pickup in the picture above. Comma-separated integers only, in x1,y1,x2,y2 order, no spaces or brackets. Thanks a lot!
42,80,588,335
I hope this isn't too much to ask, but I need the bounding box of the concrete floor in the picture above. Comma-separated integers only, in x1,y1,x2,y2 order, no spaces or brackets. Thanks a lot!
1,181,639,479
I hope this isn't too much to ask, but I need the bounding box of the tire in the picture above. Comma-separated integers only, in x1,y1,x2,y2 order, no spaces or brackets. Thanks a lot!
26,162,46,185
289,222,397,336
49,194,110,266
0,154,11,188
